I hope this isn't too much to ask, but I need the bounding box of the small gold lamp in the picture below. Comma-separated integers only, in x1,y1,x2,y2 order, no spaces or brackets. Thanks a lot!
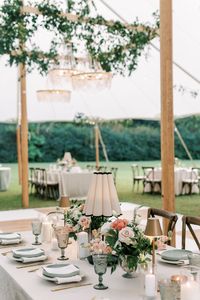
144,217,163,273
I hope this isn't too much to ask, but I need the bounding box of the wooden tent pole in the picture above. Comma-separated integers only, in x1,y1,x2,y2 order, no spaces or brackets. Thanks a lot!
16,125,22,184
20,63,29,208
95,123,99,170
160,0,175,242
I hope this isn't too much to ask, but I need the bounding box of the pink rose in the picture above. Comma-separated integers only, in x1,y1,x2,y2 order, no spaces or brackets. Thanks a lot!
78,216,91,229
118,227,135,245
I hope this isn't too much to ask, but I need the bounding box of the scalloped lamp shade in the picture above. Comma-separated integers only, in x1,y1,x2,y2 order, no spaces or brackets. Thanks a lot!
83,172,121,217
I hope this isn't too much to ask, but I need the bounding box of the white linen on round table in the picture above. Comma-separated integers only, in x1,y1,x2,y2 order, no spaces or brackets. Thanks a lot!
144,167,199,195
0,167,11,191
59,172,93,198
47,170,93,198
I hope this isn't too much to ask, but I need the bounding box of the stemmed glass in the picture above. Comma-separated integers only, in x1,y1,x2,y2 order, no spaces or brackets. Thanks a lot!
54,226,69,260
92,254,108,290
32,219,42,245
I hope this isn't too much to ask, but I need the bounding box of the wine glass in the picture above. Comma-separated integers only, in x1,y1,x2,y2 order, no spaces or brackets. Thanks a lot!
32,219,42,245
92,254,108,290
54,226,69,260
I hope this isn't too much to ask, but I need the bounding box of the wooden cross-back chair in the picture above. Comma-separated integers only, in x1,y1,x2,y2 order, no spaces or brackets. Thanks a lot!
182,216,200,250
142,167,162,194
131,164,145,191
147,208,178,245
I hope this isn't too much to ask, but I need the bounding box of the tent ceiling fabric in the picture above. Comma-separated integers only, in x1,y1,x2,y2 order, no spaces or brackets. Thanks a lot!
0,0,200,122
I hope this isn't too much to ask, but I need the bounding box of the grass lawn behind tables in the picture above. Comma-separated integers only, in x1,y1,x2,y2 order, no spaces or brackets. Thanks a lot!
0,161,200,216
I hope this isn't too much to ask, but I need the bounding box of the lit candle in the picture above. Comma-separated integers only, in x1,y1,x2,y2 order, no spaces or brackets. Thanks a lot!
41,221,52,242
171,274,188,284
145,273,156,297
181,280,200,300
77,231,89,259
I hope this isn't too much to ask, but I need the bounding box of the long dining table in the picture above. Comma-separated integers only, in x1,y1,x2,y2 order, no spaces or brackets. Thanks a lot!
0,229,195,300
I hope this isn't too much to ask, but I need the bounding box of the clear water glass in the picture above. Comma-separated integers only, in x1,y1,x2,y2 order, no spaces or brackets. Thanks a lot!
32,220,42,245
92,254,108,290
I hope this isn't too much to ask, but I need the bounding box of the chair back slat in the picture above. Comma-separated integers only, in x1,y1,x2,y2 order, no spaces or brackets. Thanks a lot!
182,215,200,250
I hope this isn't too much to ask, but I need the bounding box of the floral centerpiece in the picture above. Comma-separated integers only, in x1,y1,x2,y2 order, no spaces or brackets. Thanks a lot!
63,201,91,235
103,217,152,276
63,200,109,239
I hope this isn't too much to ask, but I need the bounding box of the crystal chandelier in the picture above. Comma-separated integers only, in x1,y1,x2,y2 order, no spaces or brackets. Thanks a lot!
72,56,112,91
48,43,79,86
48,42,112,92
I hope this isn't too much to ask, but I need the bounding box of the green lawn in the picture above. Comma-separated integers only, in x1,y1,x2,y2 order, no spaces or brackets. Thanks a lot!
0,161,200,216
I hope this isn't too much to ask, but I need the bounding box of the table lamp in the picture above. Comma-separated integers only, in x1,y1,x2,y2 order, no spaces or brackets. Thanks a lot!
144,217,163,273
83,172,121,217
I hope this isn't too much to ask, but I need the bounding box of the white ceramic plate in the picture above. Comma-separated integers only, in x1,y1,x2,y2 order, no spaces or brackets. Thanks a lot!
43,263,79,278
158,257,189,265
7,252,48,263
13,247,45,258
36,269,85,284
161,249,192,261
0,232,21,240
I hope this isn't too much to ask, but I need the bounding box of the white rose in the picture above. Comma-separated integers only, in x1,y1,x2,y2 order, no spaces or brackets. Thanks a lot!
134,214,142,225
118,227,135,245
72,209,81,220
101,222,111,235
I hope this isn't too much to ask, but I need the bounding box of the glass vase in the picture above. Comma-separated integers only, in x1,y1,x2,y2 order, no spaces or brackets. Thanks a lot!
119,255,138,278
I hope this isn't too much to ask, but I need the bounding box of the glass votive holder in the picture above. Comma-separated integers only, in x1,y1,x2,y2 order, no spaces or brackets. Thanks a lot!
158,278,178,300
180,265,200,282
170,274,188,300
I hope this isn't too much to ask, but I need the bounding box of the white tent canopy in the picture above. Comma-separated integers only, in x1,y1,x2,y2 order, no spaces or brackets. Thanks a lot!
0,0,200,122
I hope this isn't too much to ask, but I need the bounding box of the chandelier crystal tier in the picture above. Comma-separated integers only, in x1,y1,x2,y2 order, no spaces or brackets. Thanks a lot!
72,55,112,91
36,89,71,102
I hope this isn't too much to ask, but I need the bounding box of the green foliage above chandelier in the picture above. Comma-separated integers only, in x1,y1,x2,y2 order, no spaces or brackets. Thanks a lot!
0,0,159,75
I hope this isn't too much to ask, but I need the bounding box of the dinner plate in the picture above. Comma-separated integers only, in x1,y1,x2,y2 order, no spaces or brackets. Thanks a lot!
0,232,21,240
43,263,80,278
7,252,47,263
158,257,189,265
161,249,192,261
12,247,45,258
37,269,85,283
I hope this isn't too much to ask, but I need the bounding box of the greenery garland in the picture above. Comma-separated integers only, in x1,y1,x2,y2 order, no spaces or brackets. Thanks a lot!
0,0,159,75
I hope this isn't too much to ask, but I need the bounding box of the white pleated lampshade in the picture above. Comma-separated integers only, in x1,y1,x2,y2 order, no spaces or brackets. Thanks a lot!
83,172,121,217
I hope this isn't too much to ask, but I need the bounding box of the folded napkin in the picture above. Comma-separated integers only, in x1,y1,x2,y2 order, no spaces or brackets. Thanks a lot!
17,255,47,263
54,275,82,284
0,238,22,245
43,264,79,278
0,233,21,240
13,247,44,258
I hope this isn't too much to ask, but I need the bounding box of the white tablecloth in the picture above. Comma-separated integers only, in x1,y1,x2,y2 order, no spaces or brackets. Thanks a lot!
0,167,11,191
47,170,93,198
0,231,191,300
144,167,199,195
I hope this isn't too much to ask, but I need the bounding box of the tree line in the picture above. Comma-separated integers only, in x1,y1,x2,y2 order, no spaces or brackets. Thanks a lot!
0,116,200,163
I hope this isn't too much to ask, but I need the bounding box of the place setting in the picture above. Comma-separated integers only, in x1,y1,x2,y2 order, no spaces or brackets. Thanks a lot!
158,249,192,265
6,246,49,267
36,263,92,291
0,232,23,247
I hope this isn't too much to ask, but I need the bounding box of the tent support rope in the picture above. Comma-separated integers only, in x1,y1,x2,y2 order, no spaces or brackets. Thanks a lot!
98,0,200,86
174,124,194,165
